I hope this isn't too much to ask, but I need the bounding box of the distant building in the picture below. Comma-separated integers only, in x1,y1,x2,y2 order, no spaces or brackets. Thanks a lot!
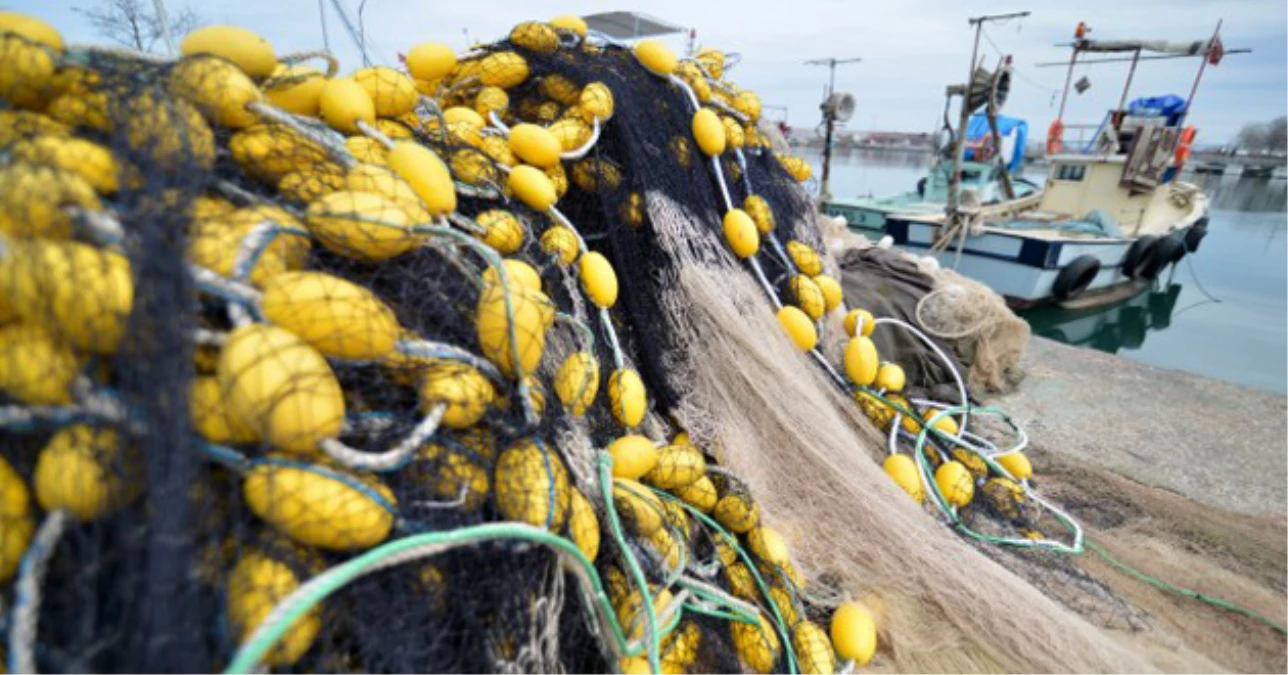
784,127,934,151
859,131,933,148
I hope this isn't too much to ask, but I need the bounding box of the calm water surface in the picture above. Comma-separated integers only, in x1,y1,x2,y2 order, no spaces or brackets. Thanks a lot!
806,148,1288,394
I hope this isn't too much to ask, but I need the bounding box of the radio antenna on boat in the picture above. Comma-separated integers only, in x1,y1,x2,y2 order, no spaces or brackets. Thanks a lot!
805,56,861,200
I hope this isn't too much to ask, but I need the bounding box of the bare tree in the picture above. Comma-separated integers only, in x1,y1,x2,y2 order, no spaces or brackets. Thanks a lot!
1235,122,1269,152
1266,116,1287,153
75,0,203,53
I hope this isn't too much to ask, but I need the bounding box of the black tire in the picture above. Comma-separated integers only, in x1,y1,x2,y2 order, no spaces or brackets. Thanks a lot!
1164,233,1187,264
1140,236,1182,279
1184,220,1208,253
1121,235,1157,279
1052,255,1101,301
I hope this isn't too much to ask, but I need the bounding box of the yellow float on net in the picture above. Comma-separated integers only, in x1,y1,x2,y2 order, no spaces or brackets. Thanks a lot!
723,209,760,258
634,39,678,76
776,305,817,351
830,601,878,665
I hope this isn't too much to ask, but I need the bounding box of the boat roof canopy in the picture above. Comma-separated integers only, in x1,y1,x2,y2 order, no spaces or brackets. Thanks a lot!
965,114,1029,173
1075,37,1211,56
582,11,686,39
1127,95,1188,125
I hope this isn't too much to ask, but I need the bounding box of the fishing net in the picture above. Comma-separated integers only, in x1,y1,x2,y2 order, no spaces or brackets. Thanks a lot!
0,12,1166,675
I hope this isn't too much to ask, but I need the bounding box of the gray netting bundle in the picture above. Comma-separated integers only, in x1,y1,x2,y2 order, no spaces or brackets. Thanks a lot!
0,10,1153,675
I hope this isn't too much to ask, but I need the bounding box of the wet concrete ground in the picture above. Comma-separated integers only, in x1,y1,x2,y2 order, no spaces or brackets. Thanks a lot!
986,337,1287,515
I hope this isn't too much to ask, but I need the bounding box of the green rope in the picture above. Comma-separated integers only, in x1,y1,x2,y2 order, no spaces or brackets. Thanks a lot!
223,523,628,674
649,487,800,674
903,404,1085,554
597,454,665,673
1085,540,1287,635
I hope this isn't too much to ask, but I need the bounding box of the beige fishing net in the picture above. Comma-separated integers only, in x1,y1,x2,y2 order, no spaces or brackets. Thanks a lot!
644,193,1148,673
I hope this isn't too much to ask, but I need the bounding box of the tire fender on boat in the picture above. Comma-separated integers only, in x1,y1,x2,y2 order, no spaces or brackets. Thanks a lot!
1121,235,1157,279
1184,217,1209,253
1163,233,1187,264
1052,255,1100,301
1140,235,1183,279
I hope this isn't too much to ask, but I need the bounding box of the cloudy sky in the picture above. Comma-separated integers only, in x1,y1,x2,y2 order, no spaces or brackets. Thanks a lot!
21,0,1288,143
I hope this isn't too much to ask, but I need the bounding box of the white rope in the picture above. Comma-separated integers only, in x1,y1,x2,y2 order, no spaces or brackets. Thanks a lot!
560,117,602,160
245,102,356,168
397,340,505,382
871,317,971,437
709,98,748,123
8,510,68,675
355,120,395,150
318,403,445,472
68,207,124,246
231,221,281,281
745,257,782,309
446,212,487,235
192,328,227,346
488,110,512,134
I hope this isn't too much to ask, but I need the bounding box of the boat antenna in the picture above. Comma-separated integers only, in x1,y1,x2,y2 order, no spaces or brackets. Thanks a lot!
804,56,861,201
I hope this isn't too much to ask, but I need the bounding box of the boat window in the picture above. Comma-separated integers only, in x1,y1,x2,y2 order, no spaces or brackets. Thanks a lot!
1054,164,1086,181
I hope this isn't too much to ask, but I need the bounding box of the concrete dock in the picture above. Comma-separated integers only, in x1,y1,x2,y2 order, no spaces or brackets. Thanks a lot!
986,337,1287,516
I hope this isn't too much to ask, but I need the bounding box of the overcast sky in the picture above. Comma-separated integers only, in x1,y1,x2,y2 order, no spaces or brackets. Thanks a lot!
21,0,1288,143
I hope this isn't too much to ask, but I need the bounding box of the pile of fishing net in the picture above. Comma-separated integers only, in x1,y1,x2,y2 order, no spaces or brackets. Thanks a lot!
0,10,1150,675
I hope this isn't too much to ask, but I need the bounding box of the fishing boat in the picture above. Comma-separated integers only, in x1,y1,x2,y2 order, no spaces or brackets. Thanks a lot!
886,22,1232,308
822,113,1042,234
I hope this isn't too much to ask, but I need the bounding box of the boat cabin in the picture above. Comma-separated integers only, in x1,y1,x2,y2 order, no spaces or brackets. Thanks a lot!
1038,95,1200,237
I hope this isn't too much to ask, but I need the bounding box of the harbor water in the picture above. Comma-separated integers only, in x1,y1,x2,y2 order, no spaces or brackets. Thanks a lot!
808,148,1288,394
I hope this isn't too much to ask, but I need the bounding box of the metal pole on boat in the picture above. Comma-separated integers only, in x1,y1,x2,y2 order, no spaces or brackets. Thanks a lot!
948,11,1029,268
1056,44,1079,122
1178,20,1222,128
1116,48,1142,112
805,57,861,201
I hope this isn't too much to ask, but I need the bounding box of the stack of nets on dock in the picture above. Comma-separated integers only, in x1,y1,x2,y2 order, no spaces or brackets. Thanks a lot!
0,10,1146,675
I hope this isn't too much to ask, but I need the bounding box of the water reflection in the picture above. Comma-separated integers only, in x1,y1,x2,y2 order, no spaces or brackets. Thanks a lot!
1191,172,1288,212
1021,283,1183,354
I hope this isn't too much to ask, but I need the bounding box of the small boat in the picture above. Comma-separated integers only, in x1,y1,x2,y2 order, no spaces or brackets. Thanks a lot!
823,114,1041,234
887,22,1232,308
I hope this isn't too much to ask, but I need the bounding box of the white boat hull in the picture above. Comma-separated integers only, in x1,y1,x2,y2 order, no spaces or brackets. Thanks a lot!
885,209,1207,306
890,220,1132,300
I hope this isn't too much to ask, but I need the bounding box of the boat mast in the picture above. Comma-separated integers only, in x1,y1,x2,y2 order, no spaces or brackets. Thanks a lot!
1178,20,1222,128
1115,49,1142,112
946,10,1029,267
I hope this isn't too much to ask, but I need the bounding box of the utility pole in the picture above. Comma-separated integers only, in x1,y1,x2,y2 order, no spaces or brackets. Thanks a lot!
805,56,860,200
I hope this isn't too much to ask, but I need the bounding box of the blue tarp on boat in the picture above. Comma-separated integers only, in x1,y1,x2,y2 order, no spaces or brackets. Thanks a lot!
965,114,1028,173
1127,94,1187,126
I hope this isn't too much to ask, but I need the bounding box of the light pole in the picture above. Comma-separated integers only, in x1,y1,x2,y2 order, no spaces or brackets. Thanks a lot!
805,57,860,200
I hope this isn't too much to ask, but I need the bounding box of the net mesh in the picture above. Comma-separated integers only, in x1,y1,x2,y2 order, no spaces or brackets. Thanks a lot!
0,15,1182,675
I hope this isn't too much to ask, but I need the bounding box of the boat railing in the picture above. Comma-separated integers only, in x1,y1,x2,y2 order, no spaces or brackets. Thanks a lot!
1054,122,1109,155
